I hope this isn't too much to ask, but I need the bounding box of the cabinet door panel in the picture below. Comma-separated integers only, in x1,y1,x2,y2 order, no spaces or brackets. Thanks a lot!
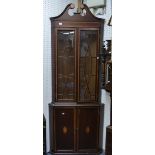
54,107,75,152
77,107,99,152
79,30,99,102
56,30,76,101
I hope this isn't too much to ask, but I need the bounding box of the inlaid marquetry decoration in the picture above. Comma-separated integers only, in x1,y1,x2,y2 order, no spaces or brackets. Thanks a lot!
85,126,90,134
62,126,68,135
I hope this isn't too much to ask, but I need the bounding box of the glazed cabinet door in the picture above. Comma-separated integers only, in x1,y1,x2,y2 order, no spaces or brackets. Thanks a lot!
78,29,99,102
56,29,76,102
53,107,75,152
77,107,100,152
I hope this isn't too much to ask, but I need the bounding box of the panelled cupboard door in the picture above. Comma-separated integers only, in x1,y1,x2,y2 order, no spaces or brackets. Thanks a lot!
53,107,75,152
77,107,99,152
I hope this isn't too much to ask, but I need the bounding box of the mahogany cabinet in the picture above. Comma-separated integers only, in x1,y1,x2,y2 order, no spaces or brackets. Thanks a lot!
49,3,104,155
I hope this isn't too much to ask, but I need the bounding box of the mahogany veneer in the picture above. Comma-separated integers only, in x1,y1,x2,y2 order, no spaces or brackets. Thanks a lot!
49,3,104,155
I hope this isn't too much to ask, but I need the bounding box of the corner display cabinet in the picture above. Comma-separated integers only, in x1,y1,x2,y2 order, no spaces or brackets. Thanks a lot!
49,3,104,155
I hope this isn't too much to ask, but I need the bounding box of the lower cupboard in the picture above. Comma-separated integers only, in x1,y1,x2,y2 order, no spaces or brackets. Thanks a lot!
49,104,104,154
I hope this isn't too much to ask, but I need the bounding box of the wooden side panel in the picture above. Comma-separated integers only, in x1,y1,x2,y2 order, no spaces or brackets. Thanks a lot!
77,107,99,152
105,126,112,155
53,107,75,152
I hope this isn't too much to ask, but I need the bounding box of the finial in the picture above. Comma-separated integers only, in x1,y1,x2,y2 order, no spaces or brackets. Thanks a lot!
76,0,84,13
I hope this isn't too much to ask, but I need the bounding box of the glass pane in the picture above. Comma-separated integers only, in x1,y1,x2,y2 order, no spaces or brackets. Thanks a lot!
79,30,98,101
57,30,75,100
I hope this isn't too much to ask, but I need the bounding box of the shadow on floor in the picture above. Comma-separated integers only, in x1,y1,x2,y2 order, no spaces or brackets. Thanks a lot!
46,152,105,155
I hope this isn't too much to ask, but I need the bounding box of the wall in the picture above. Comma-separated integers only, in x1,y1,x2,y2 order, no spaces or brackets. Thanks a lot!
43,0,112,152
